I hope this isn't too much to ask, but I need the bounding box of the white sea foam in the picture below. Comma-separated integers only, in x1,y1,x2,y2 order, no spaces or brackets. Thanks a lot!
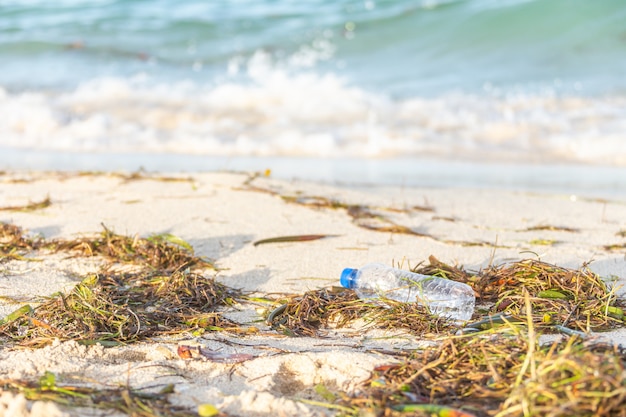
1,67,625,165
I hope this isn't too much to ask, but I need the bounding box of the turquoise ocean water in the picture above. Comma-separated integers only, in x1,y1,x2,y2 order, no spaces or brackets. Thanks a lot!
1,0,626,195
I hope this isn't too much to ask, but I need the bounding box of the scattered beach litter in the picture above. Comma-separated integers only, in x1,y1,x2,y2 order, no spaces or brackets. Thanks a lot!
1,172,626,416
2,223,626,415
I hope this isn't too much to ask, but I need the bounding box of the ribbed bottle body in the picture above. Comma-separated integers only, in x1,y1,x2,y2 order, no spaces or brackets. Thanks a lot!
341,263,474,321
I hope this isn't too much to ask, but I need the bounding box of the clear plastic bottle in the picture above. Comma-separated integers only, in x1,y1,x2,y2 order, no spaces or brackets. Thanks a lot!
340,263,475,321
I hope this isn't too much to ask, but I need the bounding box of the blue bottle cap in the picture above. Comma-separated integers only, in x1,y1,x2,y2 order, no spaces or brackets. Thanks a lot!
340,268,356,288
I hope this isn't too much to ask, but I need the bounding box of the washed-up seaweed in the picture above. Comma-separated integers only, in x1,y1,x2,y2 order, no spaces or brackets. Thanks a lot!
266,287,456,337
0,222,45,261
51,224,213,271
0,223,239,346
0,268,239,346
1,371,201,417
346,326,626,417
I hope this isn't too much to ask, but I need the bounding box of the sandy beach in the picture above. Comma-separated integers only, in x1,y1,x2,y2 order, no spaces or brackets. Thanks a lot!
3,2,626,416
1,170,626,417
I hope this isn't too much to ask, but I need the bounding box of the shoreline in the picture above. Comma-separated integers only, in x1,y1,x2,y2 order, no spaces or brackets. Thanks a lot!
1,151,626,200
1,170,626,416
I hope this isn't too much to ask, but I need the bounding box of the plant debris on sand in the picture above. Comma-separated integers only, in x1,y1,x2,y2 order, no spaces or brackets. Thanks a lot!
266,287,455,337
345,326,626,417
415,256,624,332
0,223,240,346
266,257,626,416
0,222,44,261
1,269,239,346
52,224,213,271
267,288,366,337
268,257,624,338
1,371,198,417
0,196,51,213
3,218,626,416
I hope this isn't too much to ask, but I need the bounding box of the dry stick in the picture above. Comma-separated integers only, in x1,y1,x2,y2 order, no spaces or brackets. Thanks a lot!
488,234,499,267
514,288,537,388
481,344,502,384
399,355,446,389
253,234,338,246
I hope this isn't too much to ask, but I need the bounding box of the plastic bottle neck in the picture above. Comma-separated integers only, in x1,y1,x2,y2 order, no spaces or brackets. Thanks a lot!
340,268,357,288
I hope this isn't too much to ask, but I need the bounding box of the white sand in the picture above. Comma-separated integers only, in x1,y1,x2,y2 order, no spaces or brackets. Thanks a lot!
1,170,625,416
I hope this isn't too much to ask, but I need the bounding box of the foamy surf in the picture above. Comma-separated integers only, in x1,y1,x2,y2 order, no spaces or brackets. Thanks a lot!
1,73,625,165
2,0,626,196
